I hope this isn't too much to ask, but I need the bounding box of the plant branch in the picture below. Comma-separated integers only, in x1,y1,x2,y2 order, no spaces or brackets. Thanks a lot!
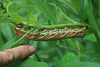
1,28,36,50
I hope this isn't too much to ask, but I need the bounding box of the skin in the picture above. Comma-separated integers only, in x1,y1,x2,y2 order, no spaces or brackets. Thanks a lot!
0,45,36,67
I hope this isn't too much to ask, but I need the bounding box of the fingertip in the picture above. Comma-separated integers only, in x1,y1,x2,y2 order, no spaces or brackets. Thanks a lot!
18,45,36,58
29,46,36,52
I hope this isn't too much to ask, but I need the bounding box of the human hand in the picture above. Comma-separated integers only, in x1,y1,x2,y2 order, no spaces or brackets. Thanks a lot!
0,45,36,67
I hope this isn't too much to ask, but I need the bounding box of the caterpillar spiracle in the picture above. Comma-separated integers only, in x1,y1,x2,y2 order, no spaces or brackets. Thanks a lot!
14,24,88,41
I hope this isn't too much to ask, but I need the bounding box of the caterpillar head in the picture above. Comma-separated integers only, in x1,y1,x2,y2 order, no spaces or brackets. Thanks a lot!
14,24,24,36
15,24,24,29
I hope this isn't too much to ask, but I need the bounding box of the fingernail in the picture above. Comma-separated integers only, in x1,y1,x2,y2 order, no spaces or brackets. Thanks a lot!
29,46,35,52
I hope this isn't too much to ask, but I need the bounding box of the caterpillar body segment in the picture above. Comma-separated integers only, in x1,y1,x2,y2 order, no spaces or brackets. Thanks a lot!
14,24,88,41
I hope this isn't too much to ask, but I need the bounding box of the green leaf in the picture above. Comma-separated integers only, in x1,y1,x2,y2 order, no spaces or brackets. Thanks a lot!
84,33,97,42
80,0,84,23
28,10,42,27
0,10,4,16
66,39,77,52
29,10,42,22
9,13,25,23
0,23,13,41
57,53,100,67
0,26,4,46
0,10,8,23
71,0,80,13
6,1,17,13
0,16,7,23
84,0,99,30
17,58,48,67
0,37,16,51
50,3,77,23
36,0,58,25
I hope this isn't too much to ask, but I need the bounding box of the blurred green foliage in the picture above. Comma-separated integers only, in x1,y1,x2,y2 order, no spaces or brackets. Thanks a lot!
0,0,100,67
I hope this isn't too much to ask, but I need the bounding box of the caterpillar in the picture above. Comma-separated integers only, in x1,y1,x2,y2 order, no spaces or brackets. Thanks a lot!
14,24,88,41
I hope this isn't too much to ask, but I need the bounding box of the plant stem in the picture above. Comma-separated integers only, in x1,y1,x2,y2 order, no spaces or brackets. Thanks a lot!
35,23,87,29
1,28,36,50
22,23,100,51
51,41,67,54
88,25,100,52
80,0,84,23
35,52,41,62
66,39,78,53
76,41,80,61
51,41,63,49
